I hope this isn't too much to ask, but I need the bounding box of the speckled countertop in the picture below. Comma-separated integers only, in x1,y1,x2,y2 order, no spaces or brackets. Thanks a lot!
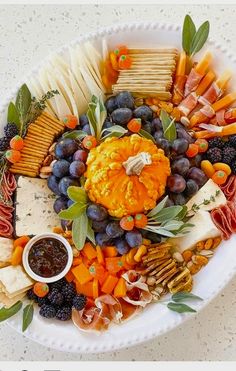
0,3,236,361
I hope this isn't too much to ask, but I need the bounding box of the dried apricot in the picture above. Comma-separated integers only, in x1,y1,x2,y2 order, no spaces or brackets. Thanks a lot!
10,135,24,151
212,170,227,185
33,282,49,298
213,162,231,176
5,149,21,163
120,215,134,231
63,115,78,129
82,135,97,150
201,160,215,178
127,118,142,133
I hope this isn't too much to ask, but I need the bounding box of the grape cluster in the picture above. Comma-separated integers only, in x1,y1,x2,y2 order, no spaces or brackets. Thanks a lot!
47,138,88,229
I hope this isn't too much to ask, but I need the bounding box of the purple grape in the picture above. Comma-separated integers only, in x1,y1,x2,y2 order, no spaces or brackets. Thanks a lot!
105,96,118,113
156,138,170,155
187,167,207,187
55,139,78,159
176,128,194,143
73,150,88,163
133,105,153,121
47,175,61,196
58,176,80,196
167,174,186,193
106,221,124,238
185,179,199,197
87,204,108,221
53,196,68,214
140,229,161,243
69,161,86,178
125,230,142,248
152,118,163,131
92,219,109,233
171,138,189,154
95,233,112,246
170,193,186,206
171,157,190,176
115,238,130,255
111,108,133,125
61,220,72,231
79,114,89,127
52,160,70,178
116,91,135,110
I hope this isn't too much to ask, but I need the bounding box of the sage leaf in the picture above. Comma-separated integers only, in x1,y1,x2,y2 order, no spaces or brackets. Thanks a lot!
153,205,183,223
163,118,177,142
172,292,203,303
160,109,171,131
161,220,184,231
147,196,169,217
0,301,22,322
72,211,88,250
67,186,87,204
139,129,155,143
22,303,34,332
15,84,31,131
182,15,196,55
175,205,188,220
58,202,87,220
7,102,20,129
167,302,196,313
62,130,87,140
144,226,175,237
87,219,96,245
190,21,210,56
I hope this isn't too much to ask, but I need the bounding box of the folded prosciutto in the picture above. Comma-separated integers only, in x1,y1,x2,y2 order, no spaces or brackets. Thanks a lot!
172,75,187,105
122,271,152,307
184,68,203,97
198,82,221,105
178,92,198,116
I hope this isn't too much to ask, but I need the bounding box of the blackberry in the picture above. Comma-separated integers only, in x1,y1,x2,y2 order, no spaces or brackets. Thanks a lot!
231,160,236,174
208,137,224,149
0,137,10,151
26,289,38,303
56,306,72,321
73,294,87,311
4,123,19,138
37,297,49,307
39,304,56,319
222,146,236,164
206,147,222,163
229,135,236,148
49,278,66,291
61,282,76,304
48,289,64,306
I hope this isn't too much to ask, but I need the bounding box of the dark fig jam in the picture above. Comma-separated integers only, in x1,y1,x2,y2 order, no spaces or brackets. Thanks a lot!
28,237,68,278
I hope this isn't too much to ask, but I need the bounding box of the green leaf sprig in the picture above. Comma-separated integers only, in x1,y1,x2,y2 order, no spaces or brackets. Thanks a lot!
189,189,221,214
143,196,193,238
182,15,210,57
7,84,59,137
0,301,23,322
160,110,177,142
58,186,94,250
22,303,34,332
166,291,203,314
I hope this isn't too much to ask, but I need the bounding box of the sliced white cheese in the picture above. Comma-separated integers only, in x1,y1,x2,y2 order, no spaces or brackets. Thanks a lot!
186,179,227,216
37,69,59,116
15,176,60,236
0,265,33,296
0,238,14,267
83,41,104,91
102,38,109,62
69,46,91,102
68,69,89,115
169,210,221,252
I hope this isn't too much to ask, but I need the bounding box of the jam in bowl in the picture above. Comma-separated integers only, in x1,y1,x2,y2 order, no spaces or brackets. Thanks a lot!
23,233,73,283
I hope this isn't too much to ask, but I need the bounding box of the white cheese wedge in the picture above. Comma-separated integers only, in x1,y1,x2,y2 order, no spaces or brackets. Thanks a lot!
169,210,221,252
69,46,91,101
0,238,14,268
186,179,226,215
15,176,60,236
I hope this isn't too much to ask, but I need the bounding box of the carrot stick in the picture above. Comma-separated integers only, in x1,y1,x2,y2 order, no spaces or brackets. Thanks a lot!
176,51,186,76
195,51,212,74
195,122,236,139
212,92,236,112
195,70,216,96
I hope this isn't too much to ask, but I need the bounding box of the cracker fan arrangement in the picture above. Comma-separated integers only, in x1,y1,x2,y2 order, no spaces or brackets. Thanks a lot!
1,15,236,333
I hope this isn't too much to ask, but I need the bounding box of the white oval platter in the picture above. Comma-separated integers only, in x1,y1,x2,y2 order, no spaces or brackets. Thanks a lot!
1,21,236,353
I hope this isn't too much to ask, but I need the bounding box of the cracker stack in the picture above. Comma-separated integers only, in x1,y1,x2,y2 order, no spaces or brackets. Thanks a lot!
10,112,65,178
112,48,178,100
0,265,33,308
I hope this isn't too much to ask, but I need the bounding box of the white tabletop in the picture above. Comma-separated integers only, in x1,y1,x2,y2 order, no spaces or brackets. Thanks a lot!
0,3,236,361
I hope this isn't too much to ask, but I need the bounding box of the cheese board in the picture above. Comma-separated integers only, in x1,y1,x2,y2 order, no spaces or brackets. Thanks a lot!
1,17,236,353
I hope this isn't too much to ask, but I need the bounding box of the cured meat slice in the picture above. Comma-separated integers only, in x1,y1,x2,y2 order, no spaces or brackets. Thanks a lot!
220,175,236,200
211,199,236,240
0,172,17,204
122,270,152,307
184,68,203,97
216,109,226,126
198,82,221,105
178,92,198,116
0,203,14,220
0,216,13,238
200,105,215,118
172,75,187,105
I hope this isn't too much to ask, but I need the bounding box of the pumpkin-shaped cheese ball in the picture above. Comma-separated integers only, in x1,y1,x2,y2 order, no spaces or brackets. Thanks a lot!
84,134,170,218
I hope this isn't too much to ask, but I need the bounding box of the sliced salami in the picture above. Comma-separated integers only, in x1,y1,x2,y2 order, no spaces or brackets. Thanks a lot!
0,216,13,238
220,175,236,200
211,199,236,240
0,202,14,220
